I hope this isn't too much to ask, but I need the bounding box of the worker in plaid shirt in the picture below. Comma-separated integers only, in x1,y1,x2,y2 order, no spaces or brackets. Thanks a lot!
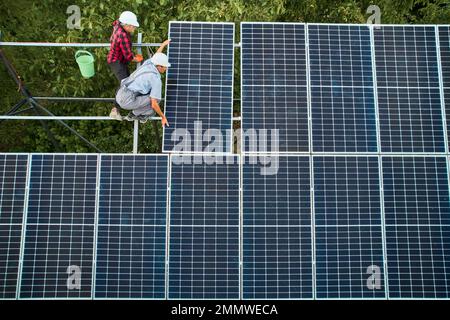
107,11,143,120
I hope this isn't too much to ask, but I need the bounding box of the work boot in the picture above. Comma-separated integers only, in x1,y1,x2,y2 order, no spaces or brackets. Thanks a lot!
124,112,139,121
125,112,149,123
138,115,150,124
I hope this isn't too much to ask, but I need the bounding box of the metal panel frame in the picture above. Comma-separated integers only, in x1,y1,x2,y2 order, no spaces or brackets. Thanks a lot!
162,22,235,154
17,153,98,300
240,22,309,154
167,153,241,300
93,153,169,300
241,154,314,300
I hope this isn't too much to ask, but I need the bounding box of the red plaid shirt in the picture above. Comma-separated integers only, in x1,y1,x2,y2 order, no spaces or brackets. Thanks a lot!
107,20,134,64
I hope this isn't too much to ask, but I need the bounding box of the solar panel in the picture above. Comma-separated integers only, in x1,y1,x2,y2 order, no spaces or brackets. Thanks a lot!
241,23,309,152
313,156,385,299
438,26,450,88
439,26,450,151
382,156,450,298
308,24,377,152
163,22,235,153
374,26,445,153
0,154,28,299
95,155,168,299
242,155,313,299
168,155,239,299
20,154,97,298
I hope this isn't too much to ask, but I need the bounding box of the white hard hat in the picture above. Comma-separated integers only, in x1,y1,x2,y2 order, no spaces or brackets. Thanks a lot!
119,11,139,27
151,52,171,67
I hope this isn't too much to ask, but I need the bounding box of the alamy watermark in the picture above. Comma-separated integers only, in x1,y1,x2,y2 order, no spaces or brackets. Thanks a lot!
66,5,81,30
366,264,382,290
169,121,280,175
67,265,81,290
366,5,381,28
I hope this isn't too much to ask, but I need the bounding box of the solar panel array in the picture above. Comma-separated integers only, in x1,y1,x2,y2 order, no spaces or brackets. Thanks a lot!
163,22,235,153
239,22,450,300
2,22,450,300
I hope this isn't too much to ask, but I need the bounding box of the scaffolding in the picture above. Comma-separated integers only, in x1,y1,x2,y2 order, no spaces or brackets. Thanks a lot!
0,33,169,153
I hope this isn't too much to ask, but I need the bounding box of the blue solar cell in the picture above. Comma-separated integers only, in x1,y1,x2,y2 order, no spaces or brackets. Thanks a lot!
0,225,22,299
445,88,450,148
377,87,445,153
242,155,313,299
95,224,166,299
20,154,97,299
241,23,309,152
308,25,373,87
314,156,385,299
0,154,28,299
0,154,28,224
95,155,168,299
385,224,450,299
163,22,234,153
439,26,450,88
26,155,97,225
374,26,440,88
168,155,240,299
311,86,377,152
382,156,450,298
439,26,450,152
309,25,377,152
374,26,445,152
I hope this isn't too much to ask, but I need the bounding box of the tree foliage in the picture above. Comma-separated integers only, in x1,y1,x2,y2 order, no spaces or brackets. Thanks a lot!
0,0,449,152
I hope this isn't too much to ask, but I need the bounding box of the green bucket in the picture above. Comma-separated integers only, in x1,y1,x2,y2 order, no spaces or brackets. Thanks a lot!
75,50,95,78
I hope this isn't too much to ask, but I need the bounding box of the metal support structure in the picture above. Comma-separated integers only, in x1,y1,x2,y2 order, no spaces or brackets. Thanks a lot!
34,97,116,102
0,99,28,120
0,41,161,48
133,33,143,154
0,115,161,120
0,47,62,150
0,115,241,121
1,38,243,153
0,48,103,152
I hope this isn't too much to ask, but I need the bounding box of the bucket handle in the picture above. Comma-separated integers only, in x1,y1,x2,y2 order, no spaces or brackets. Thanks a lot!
75,50,94,61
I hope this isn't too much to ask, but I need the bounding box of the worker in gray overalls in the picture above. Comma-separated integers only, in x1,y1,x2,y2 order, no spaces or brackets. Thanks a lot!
115,39,170,126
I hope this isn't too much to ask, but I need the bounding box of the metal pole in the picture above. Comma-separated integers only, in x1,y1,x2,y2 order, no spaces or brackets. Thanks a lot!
34,97,116,102
30,96,244,102
0,41,161,47
0,99,28,120
30,102,62,151
132,33,143,154
0,115,161,120
133,118,139,153
30,99,103,152
9,106,34,116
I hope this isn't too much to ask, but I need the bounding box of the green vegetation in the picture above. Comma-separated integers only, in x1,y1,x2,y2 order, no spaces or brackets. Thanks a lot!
0,0,449,153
